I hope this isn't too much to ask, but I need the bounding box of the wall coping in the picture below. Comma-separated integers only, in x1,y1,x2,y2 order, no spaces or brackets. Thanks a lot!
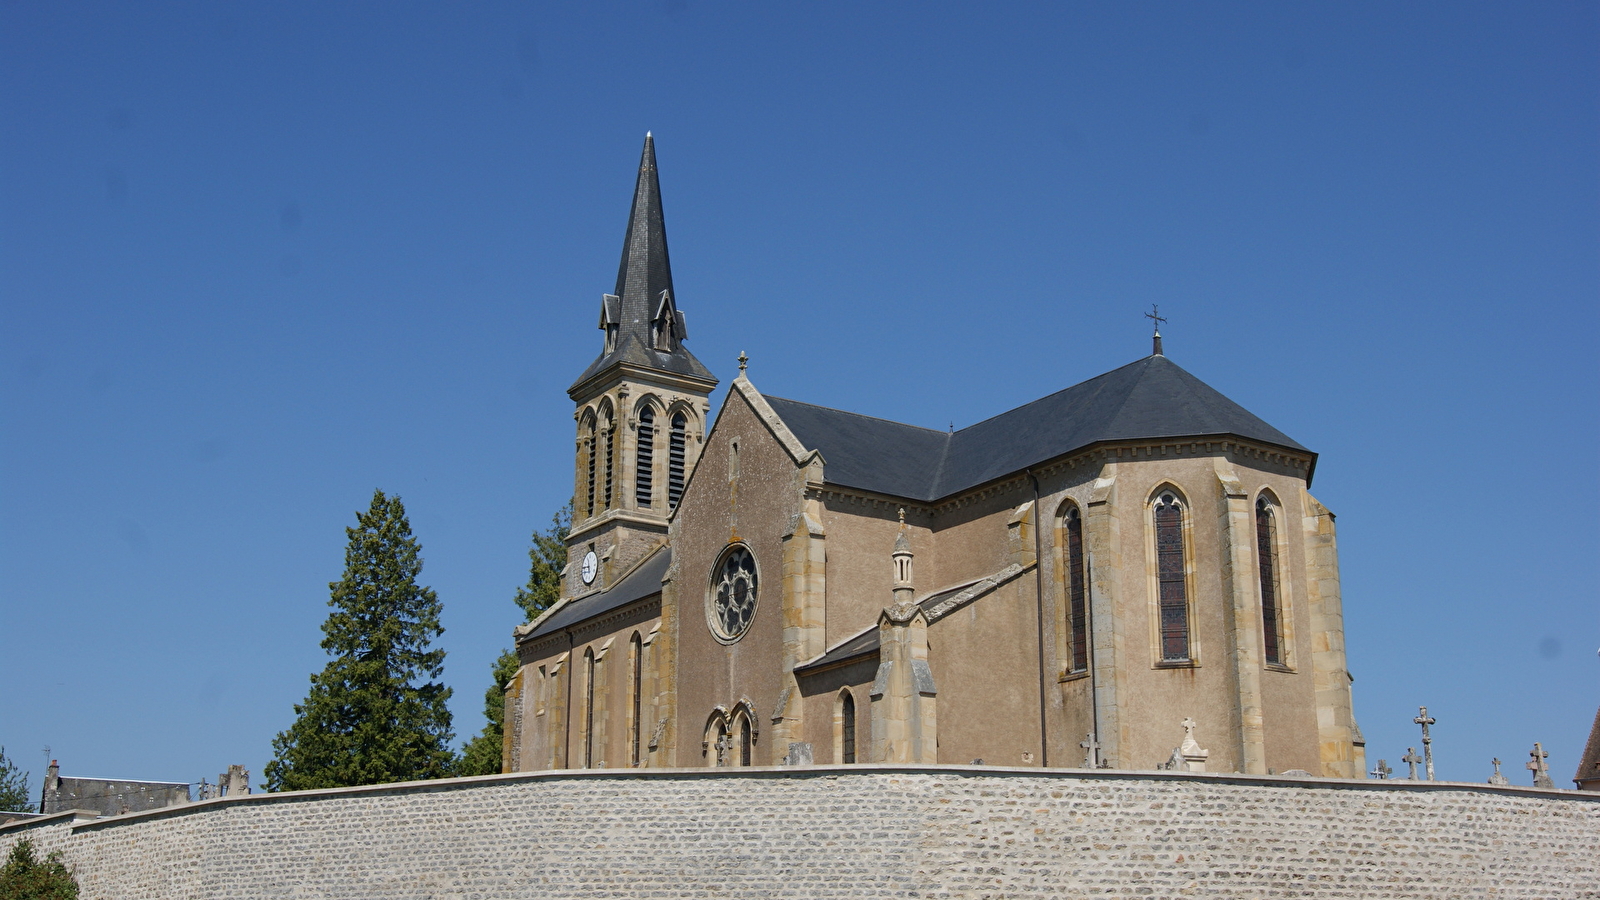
6,764,1591,837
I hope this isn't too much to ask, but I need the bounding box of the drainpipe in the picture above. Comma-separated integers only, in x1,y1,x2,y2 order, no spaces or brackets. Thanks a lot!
1085,550,1101,767
1028,470,1049,768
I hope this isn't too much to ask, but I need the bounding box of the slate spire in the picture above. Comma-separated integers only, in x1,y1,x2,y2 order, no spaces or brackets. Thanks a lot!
570,133,716,395
614,132,674,325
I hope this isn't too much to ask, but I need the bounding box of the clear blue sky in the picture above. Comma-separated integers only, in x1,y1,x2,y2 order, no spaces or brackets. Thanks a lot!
3,2,1595,796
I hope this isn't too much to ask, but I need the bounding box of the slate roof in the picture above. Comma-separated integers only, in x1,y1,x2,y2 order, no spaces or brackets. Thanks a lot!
522,546,671,642
1575,704,1600,789
765,353,1311,502
794,580,986,672
571,135,715,391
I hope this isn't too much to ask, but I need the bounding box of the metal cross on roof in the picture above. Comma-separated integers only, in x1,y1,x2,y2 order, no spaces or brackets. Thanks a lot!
1401,747,1423,780
1370,759,1392,780
1527,742,1554,788
1144,305,1167,356
1414,706,1437,781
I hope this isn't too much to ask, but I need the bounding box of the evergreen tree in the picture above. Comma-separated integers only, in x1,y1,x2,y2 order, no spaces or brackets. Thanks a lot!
0,839,79,900
457,503,570,776
265,490,454,791
0,746,30,813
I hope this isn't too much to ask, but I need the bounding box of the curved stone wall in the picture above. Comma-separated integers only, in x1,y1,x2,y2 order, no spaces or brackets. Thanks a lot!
2,766,1596,899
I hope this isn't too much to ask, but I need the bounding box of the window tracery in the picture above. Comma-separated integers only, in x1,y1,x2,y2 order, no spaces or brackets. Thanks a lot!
708,545,759,642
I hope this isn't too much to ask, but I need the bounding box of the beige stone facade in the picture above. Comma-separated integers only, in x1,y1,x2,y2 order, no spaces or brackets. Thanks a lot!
509,137,1364,780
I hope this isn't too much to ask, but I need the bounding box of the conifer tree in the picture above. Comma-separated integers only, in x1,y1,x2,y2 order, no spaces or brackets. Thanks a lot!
0,839,79,900
0,746,30,812
457,503,570,775
265,490,454,791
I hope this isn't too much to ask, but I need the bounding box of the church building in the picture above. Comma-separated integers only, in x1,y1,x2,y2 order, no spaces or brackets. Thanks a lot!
504,135,1366,777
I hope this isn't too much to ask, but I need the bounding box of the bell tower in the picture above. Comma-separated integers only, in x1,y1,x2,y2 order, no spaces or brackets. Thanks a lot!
565,134,718,598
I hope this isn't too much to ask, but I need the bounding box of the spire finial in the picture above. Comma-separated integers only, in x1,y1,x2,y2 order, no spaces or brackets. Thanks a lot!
737,351,748,373
897,507,906,527
1145,305,1167,356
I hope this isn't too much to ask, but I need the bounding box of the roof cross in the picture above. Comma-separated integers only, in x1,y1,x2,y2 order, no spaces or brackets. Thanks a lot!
1144,305,1167,356
1079,732,1102,769
1413,706,1437,781
1527,742,1554,788
1488,757,1509,786
1370,759,1392,780
1401,747,1423,780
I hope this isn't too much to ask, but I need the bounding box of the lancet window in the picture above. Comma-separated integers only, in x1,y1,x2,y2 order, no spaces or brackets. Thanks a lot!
584,419,597,518
603,419,615,510
582,649,596,768
636,407,655,508
628,633,643,767
839,691,857,764
1064,505,1088,673
1256,496,1284,666
1153,491,1191,662
668,412,687,508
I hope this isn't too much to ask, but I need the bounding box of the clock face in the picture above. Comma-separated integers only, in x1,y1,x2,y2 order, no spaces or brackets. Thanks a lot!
581,550,598,585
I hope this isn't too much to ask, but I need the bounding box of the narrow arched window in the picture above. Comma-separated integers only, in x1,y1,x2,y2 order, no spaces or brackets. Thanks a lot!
1257,497,1284,666
840,691,857,764
582,649,596,768
668,413,687,508
628,633,643,766
708,718,728,767
603,420,615,510
1064,505,1088,673
736,712,753,766
1154,492,1190,662
584,420,597,518
635,408,655,508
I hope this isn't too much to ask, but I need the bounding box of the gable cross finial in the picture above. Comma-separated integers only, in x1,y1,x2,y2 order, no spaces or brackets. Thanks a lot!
1413,706,1437,780
1527,742,1554,788
1488,757,1509,785
1145,305,1167,356
737,351,748,373
1401,747,1423,780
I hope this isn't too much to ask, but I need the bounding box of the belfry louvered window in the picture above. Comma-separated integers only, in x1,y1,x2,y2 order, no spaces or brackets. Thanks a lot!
668,413,687,508
636,408,655,507
1065,506,1088,673
584,420,597,518
1257,497,1284,666
1154,492,1190,662
603,422,615,510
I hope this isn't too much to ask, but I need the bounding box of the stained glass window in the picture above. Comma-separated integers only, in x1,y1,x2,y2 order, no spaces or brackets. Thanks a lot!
840,692,857,764
710,546,758,641
1154,492,1190,662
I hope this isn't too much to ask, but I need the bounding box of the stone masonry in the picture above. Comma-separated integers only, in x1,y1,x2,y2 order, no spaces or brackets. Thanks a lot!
2,767,1596,899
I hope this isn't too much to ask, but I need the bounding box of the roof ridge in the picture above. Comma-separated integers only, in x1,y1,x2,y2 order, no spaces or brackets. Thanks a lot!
949,355,1156,437
764,394,950,436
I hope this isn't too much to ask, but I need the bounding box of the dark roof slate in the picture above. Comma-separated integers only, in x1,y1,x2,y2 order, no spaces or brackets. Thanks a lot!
522,546,670,642
766,354,1310,502
1575,704,1600,789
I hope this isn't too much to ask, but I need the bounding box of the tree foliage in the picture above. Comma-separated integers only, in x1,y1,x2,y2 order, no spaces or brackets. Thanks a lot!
265,490,454,791
457,503,571,776
513,502,571,621
0,839,79,900
0,746,30,813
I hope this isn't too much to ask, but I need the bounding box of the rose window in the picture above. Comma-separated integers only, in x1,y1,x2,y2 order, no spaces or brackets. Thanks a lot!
710,546,758,641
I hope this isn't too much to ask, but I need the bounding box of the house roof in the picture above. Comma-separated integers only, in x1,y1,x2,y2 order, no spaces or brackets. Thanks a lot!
765,353,1311,502
522,546,671,642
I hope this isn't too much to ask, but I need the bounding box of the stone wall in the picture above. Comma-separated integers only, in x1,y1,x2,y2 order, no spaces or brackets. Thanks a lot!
2,766,1596,899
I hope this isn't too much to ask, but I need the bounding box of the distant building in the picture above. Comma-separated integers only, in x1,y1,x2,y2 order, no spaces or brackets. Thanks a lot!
40,760,189,817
